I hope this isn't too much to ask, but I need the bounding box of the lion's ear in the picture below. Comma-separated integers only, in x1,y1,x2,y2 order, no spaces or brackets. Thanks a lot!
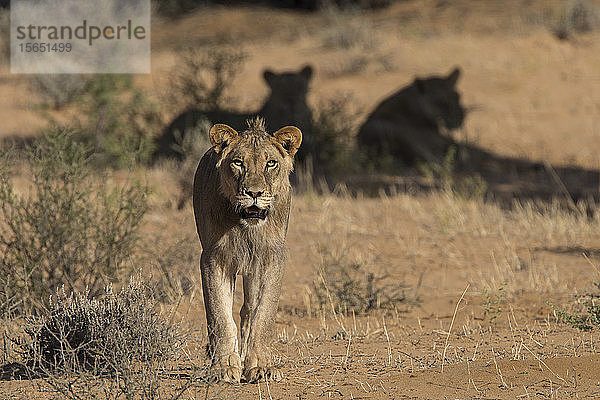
263,69,276,87
273,126,302,157
415,78,426,94
301,65,313,80
447,67,461,86
210,124,238,153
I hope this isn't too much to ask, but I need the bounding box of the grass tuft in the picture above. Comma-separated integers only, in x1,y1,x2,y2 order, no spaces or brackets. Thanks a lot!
311,244,415,314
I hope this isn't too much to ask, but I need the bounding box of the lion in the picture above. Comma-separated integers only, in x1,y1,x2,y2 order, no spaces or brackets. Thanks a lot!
357,67,465,166
155,65,312,161
193,117,301,383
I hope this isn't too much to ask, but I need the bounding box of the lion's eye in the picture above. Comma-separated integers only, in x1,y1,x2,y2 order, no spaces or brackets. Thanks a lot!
232,160,244,168
266,160,278,169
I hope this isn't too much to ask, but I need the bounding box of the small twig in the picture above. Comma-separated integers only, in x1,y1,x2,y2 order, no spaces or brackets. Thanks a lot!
521,343,569,385
342,333,352,370
491,347,508,389
318,271,348,335
583,253,600,276
383,317,392,366
543,162,579,214
257,377,263,400
265,374,273,400
441,284,469,372
466,359,480,393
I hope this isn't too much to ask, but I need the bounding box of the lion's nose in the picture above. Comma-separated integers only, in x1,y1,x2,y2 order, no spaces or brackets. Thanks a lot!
245,189,263,199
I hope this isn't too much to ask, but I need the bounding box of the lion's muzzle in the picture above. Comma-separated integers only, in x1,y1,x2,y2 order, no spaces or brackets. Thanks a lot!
240,205,270,220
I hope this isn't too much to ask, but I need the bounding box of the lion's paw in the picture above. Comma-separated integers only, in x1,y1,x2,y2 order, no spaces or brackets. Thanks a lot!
210,354,242,383
243,366,283,383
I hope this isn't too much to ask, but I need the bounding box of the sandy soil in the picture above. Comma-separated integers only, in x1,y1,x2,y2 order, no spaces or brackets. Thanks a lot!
1,0,600,398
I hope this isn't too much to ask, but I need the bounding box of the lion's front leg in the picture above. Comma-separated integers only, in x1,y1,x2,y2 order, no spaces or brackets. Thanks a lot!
240,262,284,383
200,254,242,383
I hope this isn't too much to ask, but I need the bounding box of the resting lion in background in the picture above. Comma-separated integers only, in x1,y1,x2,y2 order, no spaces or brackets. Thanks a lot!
155,65,312,161
193,117,301,383
357,68,465,167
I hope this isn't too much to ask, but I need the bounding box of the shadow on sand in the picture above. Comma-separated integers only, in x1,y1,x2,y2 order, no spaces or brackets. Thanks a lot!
321,68,600,210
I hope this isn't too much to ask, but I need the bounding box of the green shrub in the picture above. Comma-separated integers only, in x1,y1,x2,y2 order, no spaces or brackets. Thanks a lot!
481,283,507,324
0,129,148,315
72,75,161,167
550,298,600,331
419,146,487,200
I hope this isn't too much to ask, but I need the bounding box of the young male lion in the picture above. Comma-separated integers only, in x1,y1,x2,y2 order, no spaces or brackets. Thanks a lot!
193,117,301,383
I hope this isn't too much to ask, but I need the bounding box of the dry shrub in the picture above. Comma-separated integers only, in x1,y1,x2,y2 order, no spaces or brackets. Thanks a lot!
22,278,180,374
166,45,247,112
169,116,212,209
0,130,148,315
306,94,358,175
311,244,414,314
30,75,88,110
320,6,379,49
15,278,189,399
552,0,599,39
0,8,9,65
169,116,213,161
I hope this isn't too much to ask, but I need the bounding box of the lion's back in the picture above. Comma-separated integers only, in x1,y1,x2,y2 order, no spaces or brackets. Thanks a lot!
193,148,228,245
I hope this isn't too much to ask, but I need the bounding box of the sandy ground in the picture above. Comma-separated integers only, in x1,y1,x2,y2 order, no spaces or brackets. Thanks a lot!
1,0,600,398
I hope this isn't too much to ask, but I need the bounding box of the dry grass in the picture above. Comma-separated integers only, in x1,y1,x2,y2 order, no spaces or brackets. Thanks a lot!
0,164,599,398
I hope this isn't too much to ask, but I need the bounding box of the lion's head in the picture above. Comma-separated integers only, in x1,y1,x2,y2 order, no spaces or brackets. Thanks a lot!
414,67,464,130
209,118,301,227
260,65,313,148
263,65,312,104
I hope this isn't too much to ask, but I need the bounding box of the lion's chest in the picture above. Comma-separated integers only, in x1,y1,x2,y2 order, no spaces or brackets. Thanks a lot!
211,226,285,276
